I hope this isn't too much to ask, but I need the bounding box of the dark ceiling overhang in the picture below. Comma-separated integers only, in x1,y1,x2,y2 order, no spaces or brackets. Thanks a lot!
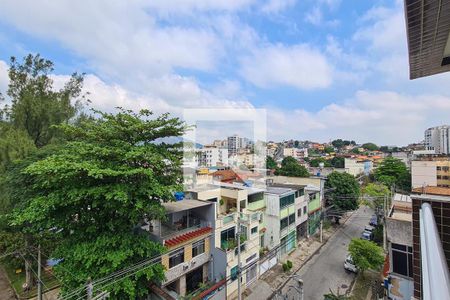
405,0,450,79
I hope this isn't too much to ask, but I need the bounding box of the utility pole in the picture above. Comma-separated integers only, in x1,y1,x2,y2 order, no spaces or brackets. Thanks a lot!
383,194,387,251
37,244,42,300
87,278,93,300
237,215,242,300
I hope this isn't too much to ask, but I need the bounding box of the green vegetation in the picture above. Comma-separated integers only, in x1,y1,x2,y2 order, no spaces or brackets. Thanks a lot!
325,172,360,210
361,143,379,151
266,156,277,169
1,54,188,298
282,260,293,272
375,157,411,191
276,156,309,177
331,139,355,149
348,239,384,273
363,183,389,210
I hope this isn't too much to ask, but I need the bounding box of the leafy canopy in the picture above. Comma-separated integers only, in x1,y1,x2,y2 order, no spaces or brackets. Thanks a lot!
276,156,309,177
1,54,84,148
12,109,187,298
325,172,360,210
361,143,379,151
266,156,277,170
348,238,384,273
375,157,411,191
363,183,389,209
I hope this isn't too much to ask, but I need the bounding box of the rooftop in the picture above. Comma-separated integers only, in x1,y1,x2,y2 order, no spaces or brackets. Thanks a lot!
162,199,212,213
412,186,450,196
265,187,294,195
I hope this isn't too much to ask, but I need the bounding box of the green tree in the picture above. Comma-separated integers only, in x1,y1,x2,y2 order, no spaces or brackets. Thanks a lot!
309,157,332,168
348,238,384,273
331,139,344,149
266,156,277,170
324,146,334,154
375,157,411,191
363,183,389,210
0,124,36,172
1,54,84,148
325,172,360,210
276,156,309,177
11,109,187,298
330,157,344,168
351,148,360,154
361,143,379,151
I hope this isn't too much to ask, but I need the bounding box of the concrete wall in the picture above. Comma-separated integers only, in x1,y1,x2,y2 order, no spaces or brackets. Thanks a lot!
411,160,437,188
386,218,412,246
295,195,308,226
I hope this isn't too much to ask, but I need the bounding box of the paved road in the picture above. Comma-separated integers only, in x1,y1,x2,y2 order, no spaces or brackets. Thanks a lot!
0,267,16,300
280,207,373,300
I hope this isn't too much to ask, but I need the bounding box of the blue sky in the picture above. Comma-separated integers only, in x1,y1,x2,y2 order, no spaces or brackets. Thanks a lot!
1,0,450,145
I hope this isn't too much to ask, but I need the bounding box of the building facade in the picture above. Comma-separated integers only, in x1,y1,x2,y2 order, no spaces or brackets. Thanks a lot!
424,125,450,154
411,157,450,188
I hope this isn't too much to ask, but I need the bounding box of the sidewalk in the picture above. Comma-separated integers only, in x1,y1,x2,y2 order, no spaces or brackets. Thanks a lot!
245,212,353,300
0,267,16,300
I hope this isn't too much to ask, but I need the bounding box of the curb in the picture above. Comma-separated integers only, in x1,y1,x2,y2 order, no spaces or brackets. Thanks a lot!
269,209,357,299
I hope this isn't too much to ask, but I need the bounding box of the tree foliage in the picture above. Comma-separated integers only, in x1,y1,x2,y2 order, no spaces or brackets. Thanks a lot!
363,183,389,210
348,238,384,273
1,54,84,148
266,156,277,170
11,109,187,298
276,156,309,177
325,172,360,210
361,143,379,151
331,139,355,149
375,157,411,191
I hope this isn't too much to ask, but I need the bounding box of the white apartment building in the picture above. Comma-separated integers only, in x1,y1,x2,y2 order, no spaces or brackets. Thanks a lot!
283,147,308,159
424,125,450,154
228,135,241,156
197,147,228,167
344,158,373,177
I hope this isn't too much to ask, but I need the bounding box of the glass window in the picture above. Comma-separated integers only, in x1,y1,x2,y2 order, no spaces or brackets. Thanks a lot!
251,226,258,235
169,248,184,268
298,209,302,217
221,227,236,249
289,213,295,224
303,206,307,214
192,240,205,257
391,243,413,278
280,194,295,209
280,217,288,230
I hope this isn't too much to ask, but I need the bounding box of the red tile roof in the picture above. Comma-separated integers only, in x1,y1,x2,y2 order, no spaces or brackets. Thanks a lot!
164,227,212,248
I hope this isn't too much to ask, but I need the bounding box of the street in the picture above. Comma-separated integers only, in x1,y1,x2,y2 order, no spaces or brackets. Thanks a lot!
280,207,373,300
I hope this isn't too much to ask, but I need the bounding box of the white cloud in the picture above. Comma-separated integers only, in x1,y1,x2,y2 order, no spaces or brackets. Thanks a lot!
261,0,296,14
0,60,8,96
240,44,333,89
267,90,450,145
305,7,323,25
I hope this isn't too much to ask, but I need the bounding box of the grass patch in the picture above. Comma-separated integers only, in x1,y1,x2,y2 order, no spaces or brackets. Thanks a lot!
2,263,59,298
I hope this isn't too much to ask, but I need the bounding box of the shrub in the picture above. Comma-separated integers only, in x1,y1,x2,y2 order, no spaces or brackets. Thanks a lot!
282,263,289,272
286,260,293,269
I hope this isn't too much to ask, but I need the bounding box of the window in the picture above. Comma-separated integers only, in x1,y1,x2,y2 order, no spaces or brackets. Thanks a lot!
437,166,442,171
221,227,236,249
438,175,442,179
251,226,258,235
391,243,413,278
444,176,449,180
248,193,264,203
280,194,295,208
169,248,184,268
298,209,302,217
303,206,307,214
280,213,295,230
192,240,205,257
295,189,304,198
289,213,295,224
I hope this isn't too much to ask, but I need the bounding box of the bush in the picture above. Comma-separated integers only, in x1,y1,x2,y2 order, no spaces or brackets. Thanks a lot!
286,260,293,269
282,263,289,272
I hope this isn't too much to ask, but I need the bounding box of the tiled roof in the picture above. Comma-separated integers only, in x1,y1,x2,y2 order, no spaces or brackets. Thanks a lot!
412,186,450,196
164,227,212,248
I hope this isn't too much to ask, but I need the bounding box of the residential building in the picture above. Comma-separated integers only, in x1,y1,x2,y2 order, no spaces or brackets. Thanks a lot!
411,157,450,188
305,185,321,236
187,183,263,299
147,200,215,299
410,186,450,299
264,187,297,257
197,147,229,167
424,125,450,154
227,135,241,157
385,194,414,300
283,148,308,159
344,158,373,177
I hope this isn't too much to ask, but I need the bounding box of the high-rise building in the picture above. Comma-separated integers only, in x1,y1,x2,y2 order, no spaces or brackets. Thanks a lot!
424,125,450,154
228,134,241,156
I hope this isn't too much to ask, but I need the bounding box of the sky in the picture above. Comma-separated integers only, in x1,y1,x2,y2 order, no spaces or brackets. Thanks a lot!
1,0,450,146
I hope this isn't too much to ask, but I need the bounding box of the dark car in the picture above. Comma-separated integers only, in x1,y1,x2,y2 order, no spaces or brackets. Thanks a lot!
369,215,378,226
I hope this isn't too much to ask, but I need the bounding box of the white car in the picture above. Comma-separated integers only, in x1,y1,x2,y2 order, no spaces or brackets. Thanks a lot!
344,255,357,273
364,225,375,233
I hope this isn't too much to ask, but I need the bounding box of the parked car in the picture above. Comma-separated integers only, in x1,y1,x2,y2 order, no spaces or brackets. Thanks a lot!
344,254,357,273
361,230,373,240
369,215,378,226
364,225,375,233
